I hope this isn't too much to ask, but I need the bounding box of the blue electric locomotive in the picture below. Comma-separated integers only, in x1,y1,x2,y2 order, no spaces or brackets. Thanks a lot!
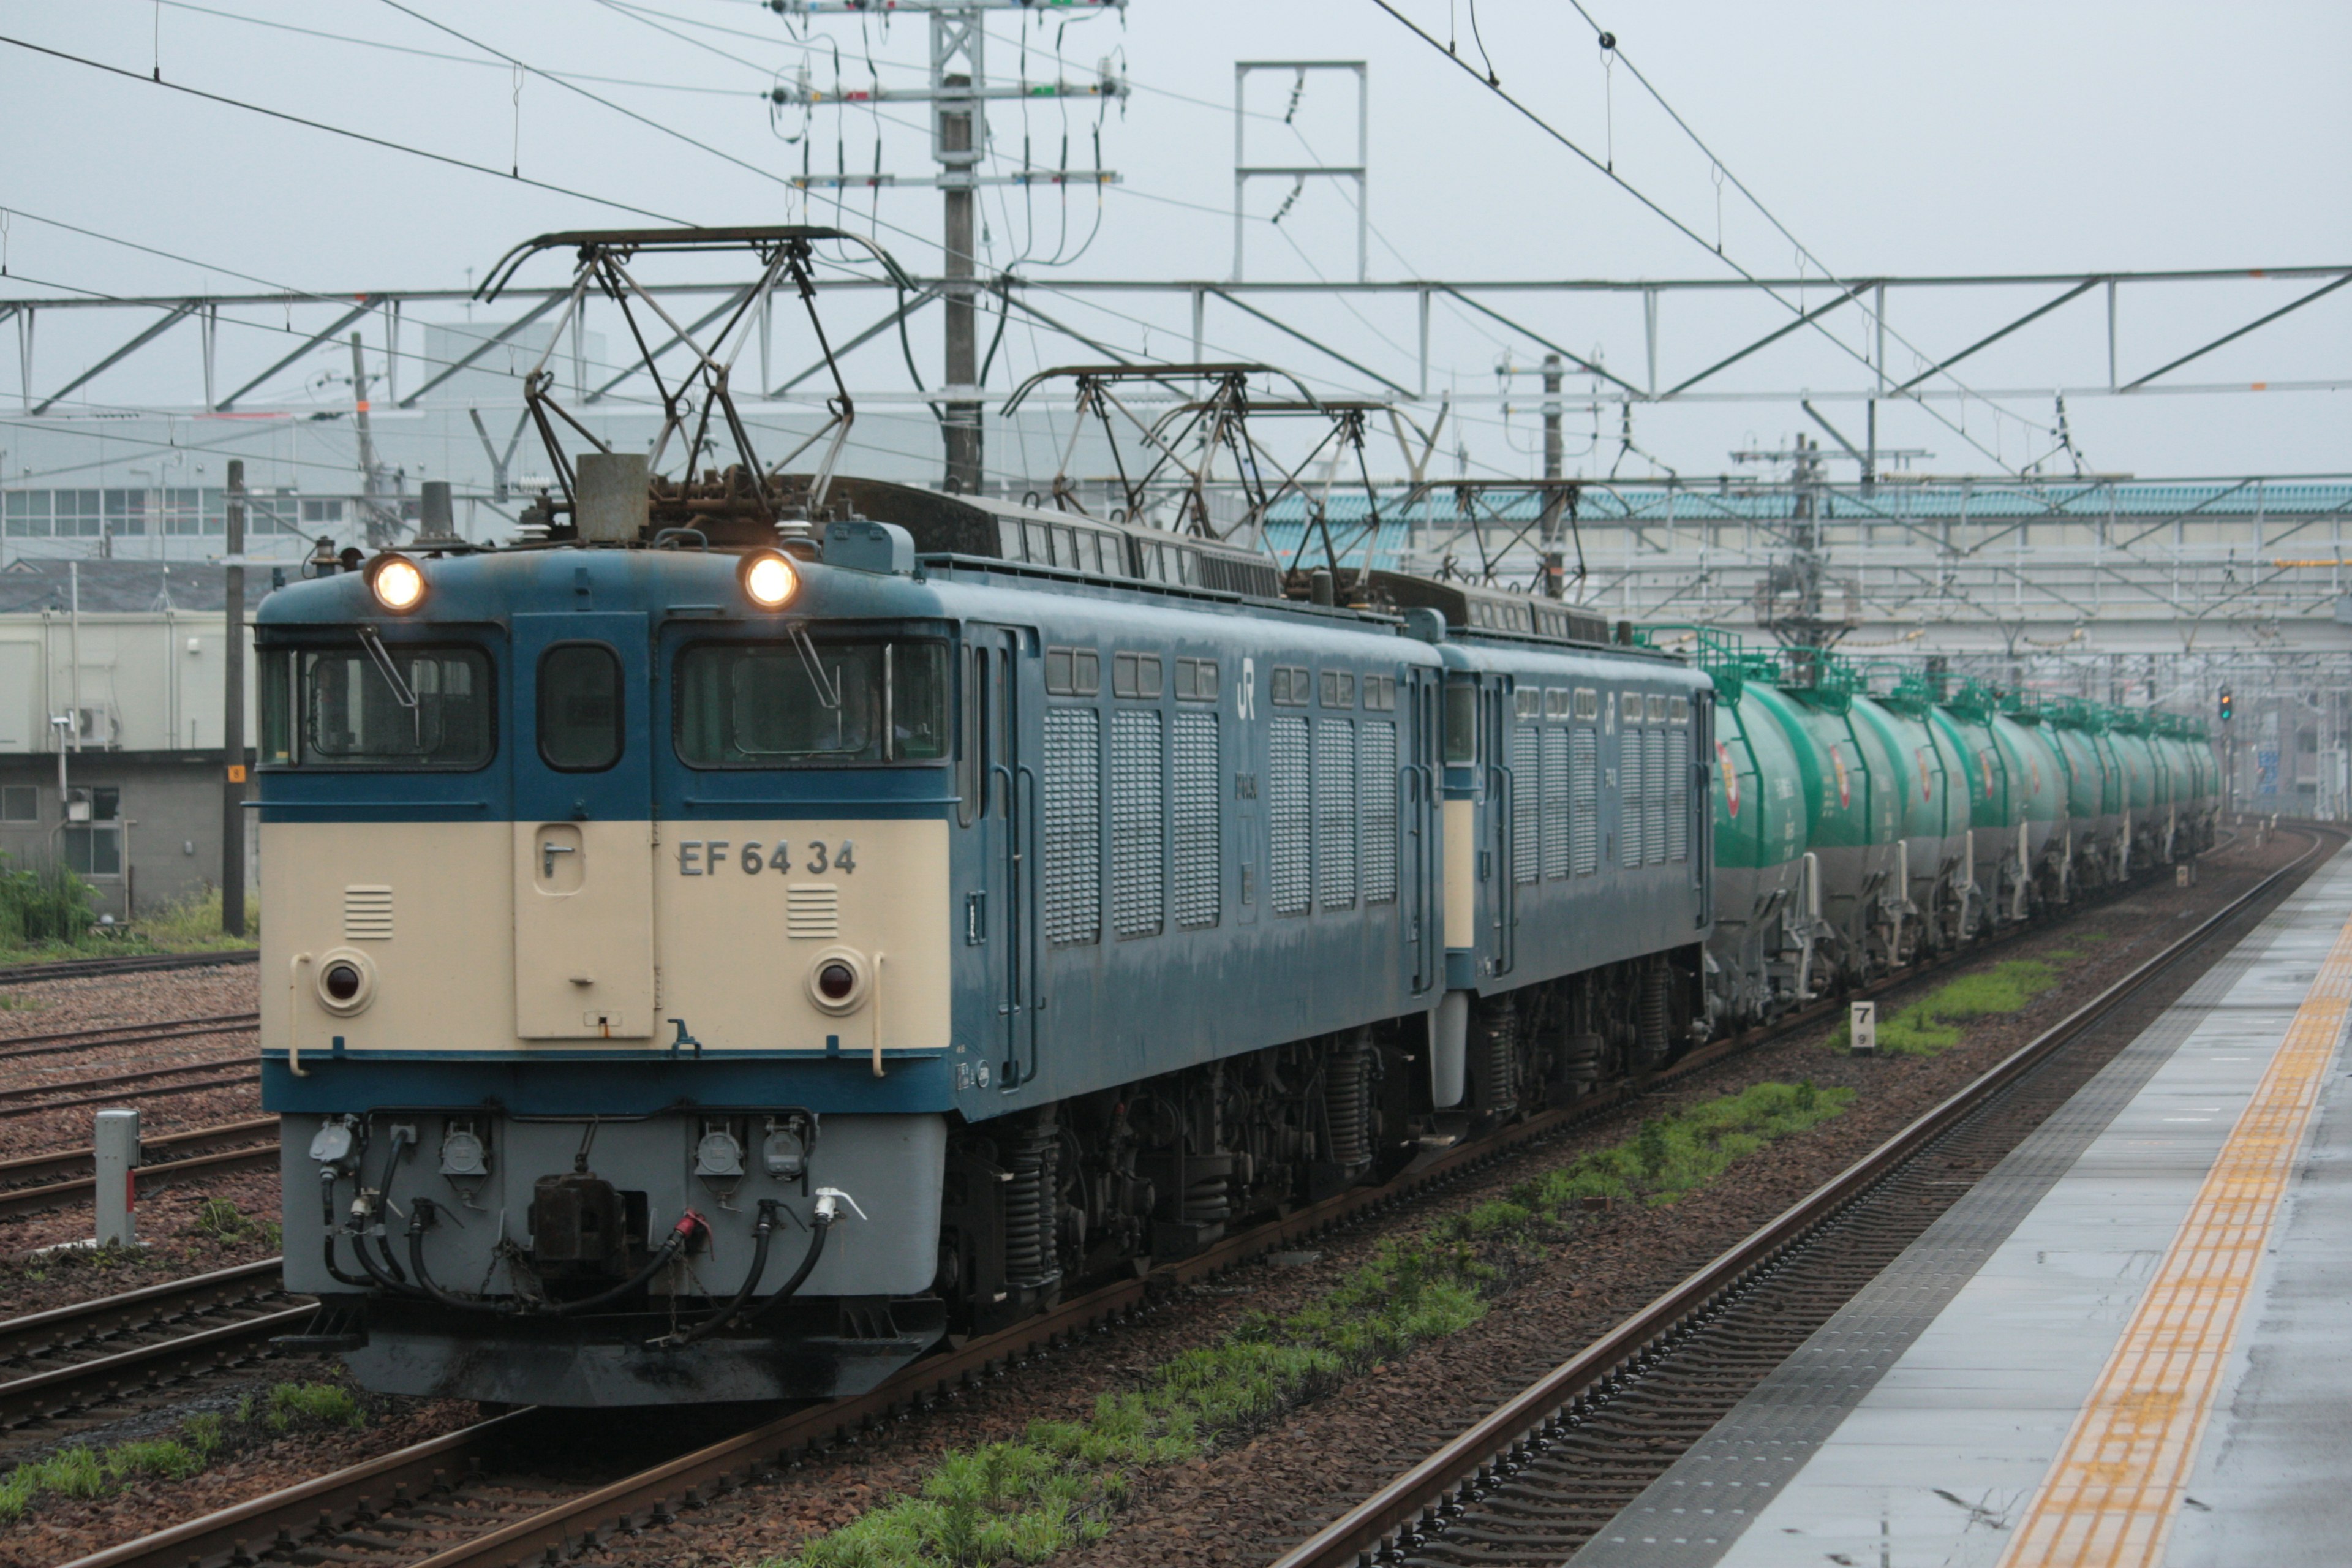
262,471,1711,1408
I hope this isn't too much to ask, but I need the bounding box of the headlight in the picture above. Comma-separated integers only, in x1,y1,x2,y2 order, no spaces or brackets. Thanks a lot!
366,553,427,613
739,549,799,611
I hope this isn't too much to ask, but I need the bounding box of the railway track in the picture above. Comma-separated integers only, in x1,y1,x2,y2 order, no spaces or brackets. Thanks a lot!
0,1012,262,1065
1266,825,2340,1568
43,842,2275,1568
0,1260,313,1441
0,1117,279,1221
0,949,259,987
0,1065,258,1123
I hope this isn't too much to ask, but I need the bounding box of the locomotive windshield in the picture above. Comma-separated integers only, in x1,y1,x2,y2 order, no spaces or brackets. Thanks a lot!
258,644,494,769
675,638,948,767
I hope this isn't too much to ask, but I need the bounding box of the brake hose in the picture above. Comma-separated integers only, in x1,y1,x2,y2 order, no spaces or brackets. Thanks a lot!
407,1200,709,1317
735,1202,837,1330
648,1200,783,1349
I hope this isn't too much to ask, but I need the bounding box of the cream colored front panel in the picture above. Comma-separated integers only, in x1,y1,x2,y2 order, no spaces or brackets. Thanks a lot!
653,818,949,1054
513,820,656,1039
1444,799,1476,949
262,819,518,1060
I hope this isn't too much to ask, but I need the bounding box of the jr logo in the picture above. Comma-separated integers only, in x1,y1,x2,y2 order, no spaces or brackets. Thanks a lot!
1238,657,1256,719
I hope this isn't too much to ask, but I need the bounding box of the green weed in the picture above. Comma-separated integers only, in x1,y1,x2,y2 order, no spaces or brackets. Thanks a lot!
263,1382,365,1433
0,1379,371,1523
767,1080,1850,1568
193,1197,282,1250
1829,959,2065,1055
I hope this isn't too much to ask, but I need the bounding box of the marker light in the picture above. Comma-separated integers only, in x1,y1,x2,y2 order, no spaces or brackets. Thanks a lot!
739,550,799,611
366,553,427,613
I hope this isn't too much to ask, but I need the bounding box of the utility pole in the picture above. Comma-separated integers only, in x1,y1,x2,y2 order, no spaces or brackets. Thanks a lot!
774,1,1128,496
940,69,979,492
221,460,246,938
1539,353,1564,598
348,334,402,547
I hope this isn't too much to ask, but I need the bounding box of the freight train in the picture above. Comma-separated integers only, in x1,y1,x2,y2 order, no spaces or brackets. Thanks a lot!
261,474,2215,1408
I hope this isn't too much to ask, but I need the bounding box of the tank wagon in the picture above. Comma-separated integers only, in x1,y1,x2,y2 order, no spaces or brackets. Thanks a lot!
263,472,1716,1408
1643,632,2217,1030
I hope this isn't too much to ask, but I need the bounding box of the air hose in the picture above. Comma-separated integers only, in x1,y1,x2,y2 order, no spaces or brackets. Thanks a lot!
407,1201,710,1317
648,1200,784,1349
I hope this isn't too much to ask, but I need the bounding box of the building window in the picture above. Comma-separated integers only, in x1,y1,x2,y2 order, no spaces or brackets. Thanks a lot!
62,786,121,878
0,787,36,822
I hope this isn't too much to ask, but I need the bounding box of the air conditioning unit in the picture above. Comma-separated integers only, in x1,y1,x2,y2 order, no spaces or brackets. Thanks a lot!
72,708,118,746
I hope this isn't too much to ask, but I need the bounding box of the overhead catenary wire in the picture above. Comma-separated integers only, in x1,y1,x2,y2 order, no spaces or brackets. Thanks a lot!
1361,0,2035,484
1556,0,2054,446
0,33,688,226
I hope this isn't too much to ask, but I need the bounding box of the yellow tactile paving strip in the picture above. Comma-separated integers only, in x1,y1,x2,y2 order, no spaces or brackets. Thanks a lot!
1999,901,2352,1568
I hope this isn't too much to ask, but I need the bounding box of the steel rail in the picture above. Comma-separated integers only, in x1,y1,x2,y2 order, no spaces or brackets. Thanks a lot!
53,843,2252,1568
0,1259,309,1431
1267,827,2339,1568
0,1115,277,1193
0,1142,279,1221
0,1011,260,1052
0,951,258,986
0,1071,258,1122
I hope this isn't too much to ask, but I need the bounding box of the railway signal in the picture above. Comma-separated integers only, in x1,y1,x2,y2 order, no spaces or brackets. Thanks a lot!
2219,685,2234,723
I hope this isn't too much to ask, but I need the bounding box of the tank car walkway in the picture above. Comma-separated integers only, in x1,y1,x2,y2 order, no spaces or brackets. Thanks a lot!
1572,840,2352,1568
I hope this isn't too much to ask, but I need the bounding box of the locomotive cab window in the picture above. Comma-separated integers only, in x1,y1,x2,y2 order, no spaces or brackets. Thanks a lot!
1513,687,1541,721
258,642,494,769
676,639,947,767
537,643,623,772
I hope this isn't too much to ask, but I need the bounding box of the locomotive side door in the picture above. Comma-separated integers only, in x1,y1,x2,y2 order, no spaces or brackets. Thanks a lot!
971,625,1040,1089
508,611,656,1039
1403,666,1441,996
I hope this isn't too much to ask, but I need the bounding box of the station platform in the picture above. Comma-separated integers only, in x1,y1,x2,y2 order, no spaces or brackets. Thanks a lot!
1577,840,2352,1568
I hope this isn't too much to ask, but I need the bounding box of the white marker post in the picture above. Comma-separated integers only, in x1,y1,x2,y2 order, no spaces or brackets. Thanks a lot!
1849,1001,1877,1058
93,1107,139,1249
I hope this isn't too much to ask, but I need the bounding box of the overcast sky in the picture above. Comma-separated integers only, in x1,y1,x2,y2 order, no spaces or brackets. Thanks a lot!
2,0,2346,483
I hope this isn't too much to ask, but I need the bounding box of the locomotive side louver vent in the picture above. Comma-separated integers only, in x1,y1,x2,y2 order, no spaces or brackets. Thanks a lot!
1268,718,1310,916
1043,709,1101,946
1360,720,1398,905
1172,712,1221,928
1316,718,1358,910
343,885,393,941
785,884,840,940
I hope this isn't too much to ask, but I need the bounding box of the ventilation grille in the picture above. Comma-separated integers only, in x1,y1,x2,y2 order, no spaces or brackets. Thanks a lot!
786,884,840,940
1172,712,1221,929
1509,726,1539,885
1667,728,1691,863
1540,728,1571,880
1110,709,1164,938
1645,729,1668,866
1571,729,1600,875
1316,718,1357,910
1621,727,1646,869
343,885,393,941
1359,720,1398,905
1268,717,1311,916
1044,708,1101,946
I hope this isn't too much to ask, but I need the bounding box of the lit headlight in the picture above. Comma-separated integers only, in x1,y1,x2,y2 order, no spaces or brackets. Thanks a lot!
366,553,427,613
739,549,799,611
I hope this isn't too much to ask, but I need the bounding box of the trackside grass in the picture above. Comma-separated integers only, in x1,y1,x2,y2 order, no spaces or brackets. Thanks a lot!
767,1080,1851,1568
1825,933,2108,1057
0,1380,365,1525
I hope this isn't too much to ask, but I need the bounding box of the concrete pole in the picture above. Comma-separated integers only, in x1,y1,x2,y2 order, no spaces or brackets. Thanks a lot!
940,76,982,496
1539,353,1564,598
94,1107,138,1248
222,460,246,937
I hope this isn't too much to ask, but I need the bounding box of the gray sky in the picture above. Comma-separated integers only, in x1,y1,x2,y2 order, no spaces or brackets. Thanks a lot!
2,0,2346,483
